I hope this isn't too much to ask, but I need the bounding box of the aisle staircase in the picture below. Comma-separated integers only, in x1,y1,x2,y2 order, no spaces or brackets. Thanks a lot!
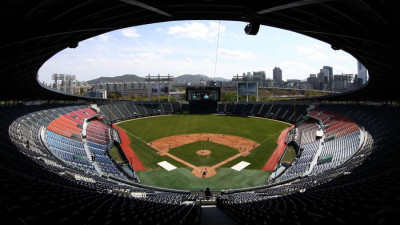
201,205,237,225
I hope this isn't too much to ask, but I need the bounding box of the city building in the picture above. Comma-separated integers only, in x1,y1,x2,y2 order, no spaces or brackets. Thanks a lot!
357,60,368,84
93,82,148,97
49,73,90,95
253,71,266,88
307,74,319,90
317,69,328,90
323,66,333,90
353,74,364,89
264,78,274,87
286,79,302,88
273,67,283,86
333,74,353,91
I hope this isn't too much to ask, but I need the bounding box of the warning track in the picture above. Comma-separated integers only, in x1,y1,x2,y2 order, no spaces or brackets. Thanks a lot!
112,125,146,171
262,125,295,171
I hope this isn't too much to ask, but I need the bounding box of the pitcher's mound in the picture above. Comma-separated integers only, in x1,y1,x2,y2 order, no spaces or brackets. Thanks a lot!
196,150,211,156
192,166,216,178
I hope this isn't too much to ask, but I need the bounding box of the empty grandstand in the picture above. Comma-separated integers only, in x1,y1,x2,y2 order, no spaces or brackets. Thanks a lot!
2,1,400,225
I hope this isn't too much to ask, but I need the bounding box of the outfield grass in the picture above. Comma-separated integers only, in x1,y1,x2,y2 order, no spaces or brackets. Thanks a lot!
117,114,289,190
168,141,238,166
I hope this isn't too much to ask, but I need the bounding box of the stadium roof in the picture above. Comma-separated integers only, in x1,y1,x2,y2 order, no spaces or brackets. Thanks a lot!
1,0,399,101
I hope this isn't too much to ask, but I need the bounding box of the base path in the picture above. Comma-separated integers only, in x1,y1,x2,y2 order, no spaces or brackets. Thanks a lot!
150,133,258,156
262,125,295,171
112,125,146,171
150,133,259,177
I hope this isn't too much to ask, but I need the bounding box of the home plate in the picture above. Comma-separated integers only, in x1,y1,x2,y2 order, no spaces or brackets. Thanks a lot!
158,161,177,171
231,161,250,171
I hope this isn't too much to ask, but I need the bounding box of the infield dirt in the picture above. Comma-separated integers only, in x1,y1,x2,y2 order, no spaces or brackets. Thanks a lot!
150,133,258,177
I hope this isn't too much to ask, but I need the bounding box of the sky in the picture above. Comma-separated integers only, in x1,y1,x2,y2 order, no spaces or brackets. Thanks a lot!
38,20,358,84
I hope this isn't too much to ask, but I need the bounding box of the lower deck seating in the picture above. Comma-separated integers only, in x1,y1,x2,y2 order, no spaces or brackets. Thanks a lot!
217,104,400,225
1,104,199,225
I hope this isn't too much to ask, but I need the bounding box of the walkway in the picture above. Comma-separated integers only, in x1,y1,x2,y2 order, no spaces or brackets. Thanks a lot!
112,124,146,171
201,205,237,225
304,137,324,176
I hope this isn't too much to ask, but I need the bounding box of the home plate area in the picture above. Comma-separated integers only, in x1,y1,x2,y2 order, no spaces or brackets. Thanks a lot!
231,161,250,171
157,161,177,171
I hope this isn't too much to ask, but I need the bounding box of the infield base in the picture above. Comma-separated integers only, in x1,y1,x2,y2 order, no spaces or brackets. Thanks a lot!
192,166,216,178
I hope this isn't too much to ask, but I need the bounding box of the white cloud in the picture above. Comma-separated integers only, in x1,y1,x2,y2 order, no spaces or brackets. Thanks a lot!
294,44,348,62
137,52,159,58
38,21,358,84
184,57,193,63
311,43,325,50
167,21,226,41
159,48,171,55
218,49,252,59
330,52,352,61
86,57,111,64
133,59,143,64
228,33,240,39
98,33,112,41
331,65,354,74
98,58,110,63
273,35,282,41
279,61,320,79
307,52,328,61
121,28,140,38
295,45,315,55
85,37,95,42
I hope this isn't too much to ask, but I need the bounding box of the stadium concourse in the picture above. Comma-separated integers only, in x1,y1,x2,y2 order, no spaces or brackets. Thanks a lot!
2,1,400,225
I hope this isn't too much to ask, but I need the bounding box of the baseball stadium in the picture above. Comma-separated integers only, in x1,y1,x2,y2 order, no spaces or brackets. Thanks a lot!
1,1,400,225
114,112,291,190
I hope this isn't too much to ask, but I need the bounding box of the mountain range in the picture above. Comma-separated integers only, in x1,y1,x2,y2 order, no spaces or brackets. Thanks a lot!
87,74,229,85
173,74,229,84
87,74,145,84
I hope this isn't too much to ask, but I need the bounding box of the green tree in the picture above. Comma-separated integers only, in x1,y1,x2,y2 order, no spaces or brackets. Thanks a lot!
108,92,121,99
304,90,325,98
221,91,237,102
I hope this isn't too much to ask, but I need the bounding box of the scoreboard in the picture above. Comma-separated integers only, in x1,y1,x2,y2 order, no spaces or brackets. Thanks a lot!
186,87,220,101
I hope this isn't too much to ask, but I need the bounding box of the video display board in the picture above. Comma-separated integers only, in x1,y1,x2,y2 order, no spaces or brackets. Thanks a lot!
186,87,220,101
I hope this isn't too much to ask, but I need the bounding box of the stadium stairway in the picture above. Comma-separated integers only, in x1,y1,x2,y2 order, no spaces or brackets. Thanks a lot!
201,205,237,225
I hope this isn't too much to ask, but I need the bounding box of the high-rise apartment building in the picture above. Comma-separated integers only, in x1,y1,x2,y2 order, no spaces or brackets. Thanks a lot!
253,71,266,88
317,69,329,90
323,66,333,90
273,67,283,86
357,61,368,85
307,74,319,90
50,73,89,95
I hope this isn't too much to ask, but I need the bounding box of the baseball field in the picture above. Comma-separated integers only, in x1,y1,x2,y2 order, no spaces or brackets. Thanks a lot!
116,114,290,191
